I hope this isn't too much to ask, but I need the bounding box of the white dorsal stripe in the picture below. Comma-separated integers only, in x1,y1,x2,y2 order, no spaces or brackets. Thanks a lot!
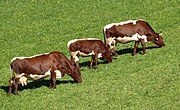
104,20,138,31
67,38,101,48
11,53,49,63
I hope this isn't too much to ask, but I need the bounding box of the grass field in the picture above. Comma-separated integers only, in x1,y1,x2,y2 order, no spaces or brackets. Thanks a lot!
0,0,179,109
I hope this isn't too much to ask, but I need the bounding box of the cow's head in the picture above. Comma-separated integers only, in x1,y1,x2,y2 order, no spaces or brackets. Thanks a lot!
103,44,112,63
70,67,82,83
152,33,165,47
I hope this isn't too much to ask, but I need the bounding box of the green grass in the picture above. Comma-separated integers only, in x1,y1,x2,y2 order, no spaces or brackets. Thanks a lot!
0,0,179,110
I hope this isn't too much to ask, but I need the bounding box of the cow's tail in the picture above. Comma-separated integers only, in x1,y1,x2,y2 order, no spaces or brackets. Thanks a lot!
10,66,13,82
8,64,13,94
103,28,107,47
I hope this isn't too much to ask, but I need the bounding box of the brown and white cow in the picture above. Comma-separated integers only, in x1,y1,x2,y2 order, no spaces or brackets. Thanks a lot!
103,19,165,57
8,51,82,95
67,38,112,69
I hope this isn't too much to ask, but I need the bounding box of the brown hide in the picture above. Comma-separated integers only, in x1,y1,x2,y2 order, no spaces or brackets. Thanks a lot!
104,20,165,56
9,51,82,95
68,39,112,69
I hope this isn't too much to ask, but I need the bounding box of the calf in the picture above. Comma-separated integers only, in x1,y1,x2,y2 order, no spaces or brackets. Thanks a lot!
67,38,112,69
103,19,165,57
8,51,82,95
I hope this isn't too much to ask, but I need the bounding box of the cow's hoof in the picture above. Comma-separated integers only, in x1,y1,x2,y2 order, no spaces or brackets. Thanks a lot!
7,93,11,96
114,56,118,59
94,66,98,69
142,52,147,55
50,87,56,89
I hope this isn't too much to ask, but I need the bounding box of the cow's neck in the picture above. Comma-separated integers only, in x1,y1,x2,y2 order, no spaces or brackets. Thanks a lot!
147,34,157,42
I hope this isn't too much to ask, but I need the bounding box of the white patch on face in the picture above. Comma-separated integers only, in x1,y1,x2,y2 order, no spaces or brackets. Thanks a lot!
54,70,62,78
67,38,101,48
71,51,79,62
11,53,49,63
106,37,116,49
156,38,159,41
104,20,138,31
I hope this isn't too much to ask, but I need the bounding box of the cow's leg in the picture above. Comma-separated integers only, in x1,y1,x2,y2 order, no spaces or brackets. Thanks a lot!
14,78,19,95
75,61,80,70
106,37,118,58
94,52,98,69
133,41,139,56
111,48,118,58
8,68,13,95
70,52,80,69
111,40,118,58
71,57,80,70
50,68,56,89
70,56,75,65
71,56,80,70
90,56,95,69
8,79,13,95
75,55,80,70
140,39,146,55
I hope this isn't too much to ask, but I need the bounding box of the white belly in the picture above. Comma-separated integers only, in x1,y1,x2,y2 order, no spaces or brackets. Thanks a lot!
116,36,138,44
79,51,95,56
28,70,62,80
15,69,62,86
71,51,103,63
29,70,51,80
116,33,147,44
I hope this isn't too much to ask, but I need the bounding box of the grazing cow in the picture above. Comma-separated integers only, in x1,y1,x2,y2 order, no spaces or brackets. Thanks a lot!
67,38,112,69
103,19,165,57
8,51,82,95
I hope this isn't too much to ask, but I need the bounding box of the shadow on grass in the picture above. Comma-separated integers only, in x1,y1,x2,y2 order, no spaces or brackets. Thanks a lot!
116,46,159,55
0,79,77,94
77,46,159,68
79,59,109,68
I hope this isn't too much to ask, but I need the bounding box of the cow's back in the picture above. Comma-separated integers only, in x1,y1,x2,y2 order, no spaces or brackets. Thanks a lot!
68,39,103,52
11,52,68,75
105,20,157,37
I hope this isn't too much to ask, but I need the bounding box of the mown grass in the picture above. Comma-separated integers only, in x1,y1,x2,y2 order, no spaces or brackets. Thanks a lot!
0,0,179,110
